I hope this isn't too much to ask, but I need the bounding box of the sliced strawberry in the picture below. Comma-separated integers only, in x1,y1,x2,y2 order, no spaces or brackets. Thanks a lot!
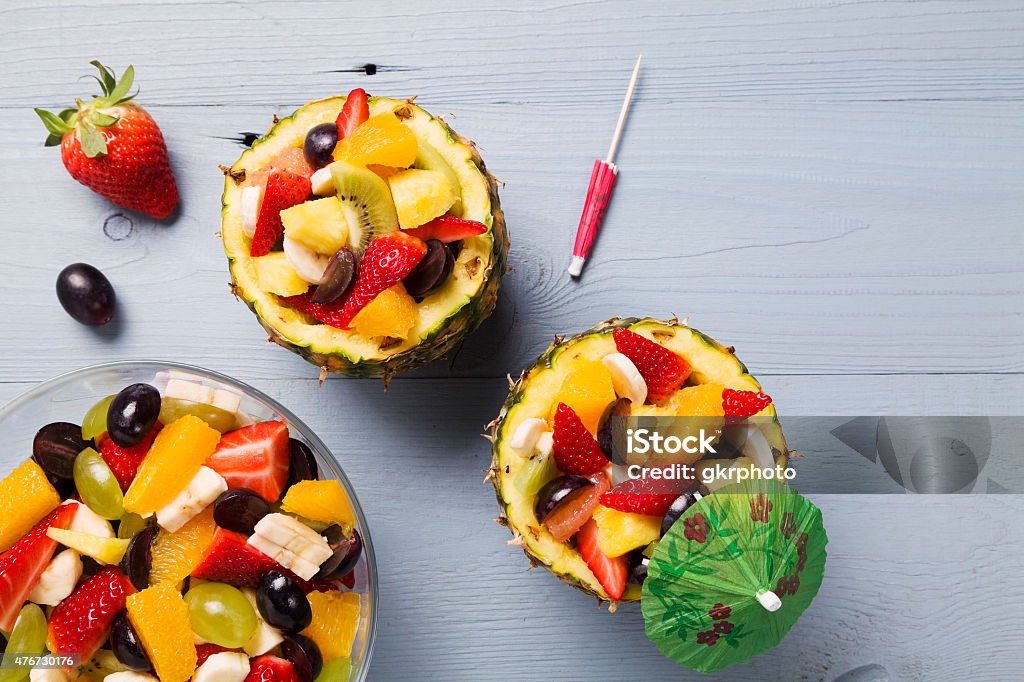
0,502,78,630
576,518,628,601
190,528,335,594
196,643,239,667
599,474,698,517
100,421,161,491
335,88,369,140
544,471,609,542
206,421,290,503
246,654,301,682
283,231,427,330
612,328,692,404
47,565,135,660
250,171,311,257
248,148,315,188
403,215,487,243
552,403,608,476
722,388,773,422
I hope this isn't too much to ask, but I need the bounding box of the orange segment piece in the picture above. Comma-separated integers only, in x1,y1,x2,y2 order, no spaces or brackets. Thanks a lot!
333,113,418,168
123,416,220,515
668,383,726,417
149,507,217,588
301,591,360,660
280,480,355,527
550,359,616,434
349,284,417,340
0,460,60,552
125,583,197,682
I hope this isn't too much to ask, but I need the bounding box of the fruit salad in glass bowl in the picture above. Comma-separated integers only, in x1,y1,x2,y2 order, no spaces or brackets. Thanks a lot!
221,89,508,380
489,318,789,606
0,362,375,682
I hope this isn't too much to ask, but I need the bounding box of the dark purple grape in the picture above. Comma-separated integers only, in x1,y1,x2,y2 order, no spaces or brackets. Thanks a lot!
315,526,362,580
311,248,356,304
534,475,593,523
110,612,153,671
120,526,157,590
213,488,270,535
661,492,701,536
403,239,454,298
597,398,631,460
287,439,319,487
56,263,116,326
628,551,649,584
303,123,339,169
257,571,312,634
281,634,323,682
33,422,87,481
107,383,161,447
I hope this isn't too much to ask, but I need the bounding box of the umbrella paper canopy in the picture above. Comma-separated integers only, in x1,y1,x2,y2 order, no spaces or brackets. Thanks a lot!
642,480,827,673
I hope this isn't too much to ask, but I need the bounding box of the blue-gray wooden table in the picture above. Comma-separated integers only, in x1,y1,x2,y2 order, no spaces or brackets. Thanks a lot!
2,1,1023,680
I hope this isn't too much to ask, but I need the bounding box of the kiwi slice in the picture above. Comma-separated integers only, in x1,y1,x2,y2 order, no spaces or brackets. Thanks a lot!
413,141,463,217
329,160,400,254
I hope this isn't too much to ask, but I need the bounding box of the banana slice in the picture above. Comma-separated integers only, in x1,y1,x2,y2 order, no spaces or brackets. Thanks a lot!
602,352,648,405
283,236,331,284
508,418,546,457
310,165,337,196
241,185,262,237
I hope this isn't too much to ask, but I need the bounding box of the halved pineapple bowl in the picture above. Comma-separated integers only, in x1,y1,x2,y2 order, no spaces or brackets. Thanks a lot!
488,317,789,606
222,90,508,379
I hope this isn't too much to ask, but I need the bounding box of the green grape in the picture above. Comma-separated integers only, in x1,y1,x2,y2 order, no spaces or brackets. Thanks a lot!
0,604,47,682
315,657,352,682
73,448,124,520
185,582,258,648
116,513,149,540
513,451,558,496
81,395,115,441
159,398,236,433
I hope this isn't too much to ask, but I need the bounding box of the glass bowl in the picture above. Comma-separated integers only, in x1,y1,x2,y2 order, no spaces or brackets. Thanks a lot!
0,361,377,681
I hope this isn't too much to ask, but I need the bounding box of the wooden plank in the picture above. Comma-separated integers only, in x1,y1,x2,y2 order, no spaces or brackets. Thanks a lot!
0,99,1020,381
4,1,1023,107
4,375,1023,681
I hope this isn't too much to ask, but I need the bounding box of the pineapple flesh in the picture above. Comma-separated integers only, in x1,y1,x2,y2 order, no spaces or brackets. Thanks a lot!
388,169,457,230
280,196,350,255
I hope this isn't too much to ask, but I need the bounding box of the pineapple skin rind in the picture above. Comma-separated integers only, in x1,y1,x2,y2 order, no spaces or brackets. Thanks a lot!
488,317,789,606
222,97,508,379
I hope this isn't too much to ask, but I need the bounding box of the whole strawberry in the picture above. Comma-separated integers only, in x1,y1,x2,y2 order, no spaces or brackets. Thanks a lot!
35,61,178,219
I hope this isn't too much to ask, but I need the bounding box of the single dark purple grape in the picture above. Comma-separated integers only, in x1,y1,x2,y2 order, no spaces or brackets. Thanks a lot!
661,492,701,536
403,239,454,298
287,439,319,488
120,526,158,590
213,488,271,535
107,383,161,447
316,527,362,580
110,612,153,671
257,571,312,634
281,634,323,682
303,123,339,169
311,248,356,304
596,398,631,460
56,263,116,326
533,475,593,523
33,422,88,481
628,551,649,584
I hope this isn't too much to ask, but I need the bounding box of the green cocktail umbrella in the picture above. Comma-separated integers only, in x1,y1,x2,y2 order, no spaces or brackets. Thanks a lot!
642,480,827,673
